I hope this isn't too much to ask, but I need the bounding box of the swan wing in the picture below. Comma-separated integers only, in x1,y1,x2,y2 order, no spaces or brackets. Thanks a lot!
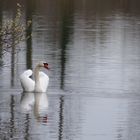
20,69,35,92
39,72,49,92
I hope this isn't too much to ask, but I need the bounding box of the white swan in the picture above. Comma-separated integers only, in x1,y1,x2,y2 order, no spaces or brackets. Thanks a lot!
20,61,49,92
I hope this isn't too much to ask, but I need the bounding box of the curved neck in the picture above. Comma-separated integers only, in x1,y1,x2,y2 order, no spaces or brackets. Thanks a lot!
34,65,41,83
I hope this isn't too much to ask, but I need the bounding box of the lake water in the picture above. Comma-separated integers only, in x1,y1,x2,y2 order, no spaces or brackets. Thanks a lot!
1,0,140,140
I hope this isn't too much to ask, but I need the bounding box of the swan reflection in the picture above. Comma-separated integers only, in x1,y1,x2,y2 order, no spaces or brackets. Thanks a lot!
20,92,35,113
20,92,48,123
34,92,48,123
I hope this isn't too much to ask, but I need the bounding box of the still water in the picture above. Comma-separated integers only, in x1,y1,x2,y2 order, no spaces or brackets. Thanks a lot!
1,0,140,139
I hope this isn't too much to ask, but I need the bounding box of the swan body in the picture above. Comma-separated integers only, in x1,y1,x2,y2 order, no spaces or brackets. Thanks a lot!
34,71,49,92
20,70,35,92
20,62,49,92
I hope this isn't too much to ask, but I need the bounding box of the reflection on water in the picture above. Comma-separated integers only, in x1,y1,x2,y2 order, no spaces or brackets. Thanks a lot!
1,0,140,139
34,92,48,123
20,92,48,123
20,92,35,112
1,92,140,140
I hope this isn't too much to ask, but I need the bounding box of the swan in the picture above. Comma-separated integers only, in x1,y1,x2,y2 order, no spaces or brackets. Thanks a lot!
20,61,49,92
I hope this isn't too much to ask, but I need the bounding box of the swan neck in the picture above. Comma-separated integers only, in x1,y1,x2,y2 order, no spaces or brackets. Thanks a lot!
34,65,40,82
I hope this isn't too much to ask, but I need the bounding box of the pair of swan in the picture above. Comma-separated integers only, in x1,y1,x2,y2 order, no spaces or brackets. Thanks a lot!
20,61,49,92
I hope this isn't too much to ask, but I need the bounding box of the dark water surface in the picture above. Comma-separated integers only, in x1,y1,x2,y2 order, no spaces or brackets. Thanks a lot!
1,0,140,139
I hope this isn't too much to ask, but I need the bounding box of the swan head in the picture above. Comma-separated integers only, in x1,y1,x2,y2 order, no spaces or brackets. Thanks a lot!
43,62,49,70
37,61,49,70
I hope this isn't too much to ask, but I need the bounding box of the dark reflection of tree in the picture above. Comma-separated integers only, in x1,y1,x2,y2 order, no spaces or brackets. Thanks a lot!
0,3,3,67
26,0,34,69
58,96,64,140
24,114,30,140
58,0,74,140
11,15,16,87
11,40,16,86
10,95,15,139
60,0,74,90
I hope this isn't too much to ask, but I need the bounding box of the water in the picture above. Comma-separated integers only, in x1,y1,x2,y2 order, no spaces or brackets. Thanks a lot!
1,0,140,139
